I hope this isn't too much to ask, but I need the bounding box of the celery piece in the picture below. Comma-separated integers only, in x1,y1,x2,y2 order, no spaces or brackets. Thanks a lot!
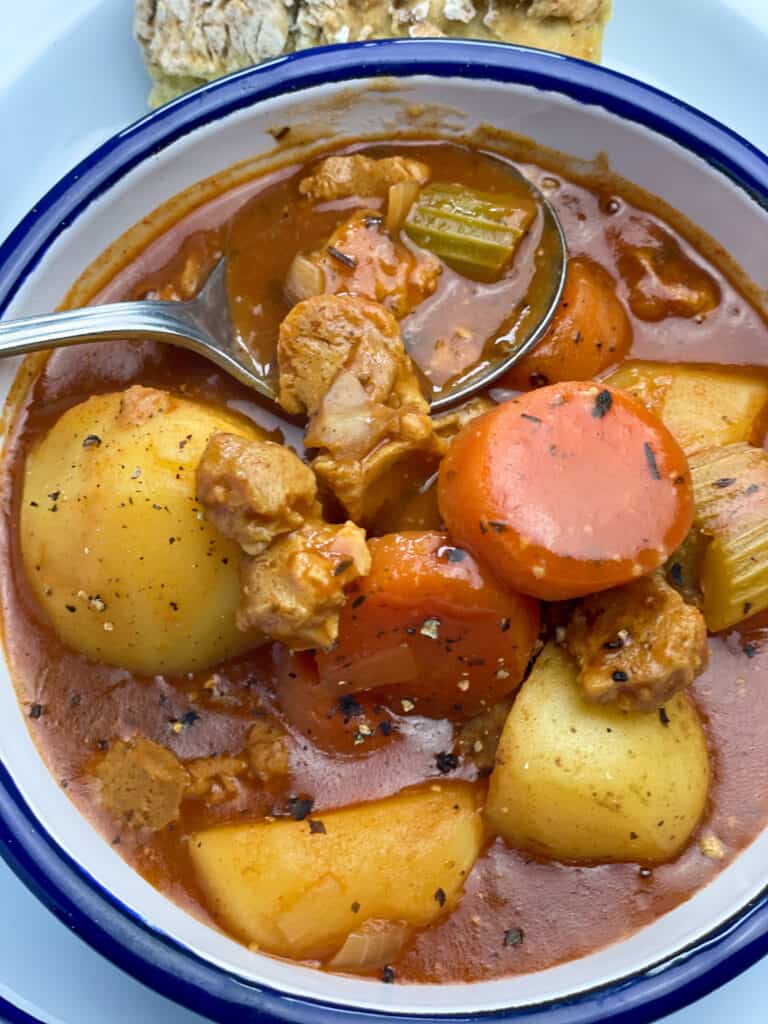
689,443,768,630
404,183,536,281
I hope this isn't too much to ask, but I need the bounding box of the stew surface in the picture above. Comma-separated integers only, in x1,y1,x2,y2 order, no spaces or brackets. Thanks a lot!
2,139,767,984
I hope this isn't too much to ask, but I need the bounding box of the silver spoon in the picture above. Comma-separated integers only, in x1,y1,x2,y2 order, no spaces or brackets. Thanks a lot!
0,193,567,413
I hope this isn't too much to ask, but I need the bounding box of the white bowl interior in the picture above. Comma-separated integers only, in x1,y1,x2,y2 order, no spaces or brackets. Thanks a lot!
1,75,767,1015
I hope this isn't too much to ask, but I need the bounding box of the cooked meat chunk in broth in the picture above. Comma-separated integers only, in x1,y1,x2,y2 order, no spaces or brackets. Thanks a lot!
278,294,442,521
237,520,371,649
299,154,430,202
117,384,171,426
291,210,441,319
185,755,247,804
565,573,709,711
196,433,319,555
278,294,403,416
93,738,187,830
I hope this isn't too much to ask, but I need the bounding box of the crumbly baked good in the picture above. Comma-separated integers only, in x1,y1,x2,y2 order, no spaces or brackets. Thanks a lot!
135,0,612,106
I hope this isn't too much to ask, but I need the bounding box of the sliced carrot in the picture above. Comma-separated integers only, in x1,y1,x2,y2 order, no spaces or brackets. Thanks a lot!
437,382,694,600
274,649,397,756
500,257,632,391
315,531,540,719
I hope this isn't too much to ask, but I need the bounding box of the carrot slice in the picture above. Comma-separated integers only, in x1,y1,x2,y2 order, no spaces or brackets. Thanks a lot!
499,257,632,391
315,531,540,719
437,382,694,600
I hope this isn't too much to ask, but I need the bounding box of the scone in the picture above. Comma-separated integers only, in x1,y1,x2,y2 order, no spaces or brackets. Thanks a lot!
136,0,612,107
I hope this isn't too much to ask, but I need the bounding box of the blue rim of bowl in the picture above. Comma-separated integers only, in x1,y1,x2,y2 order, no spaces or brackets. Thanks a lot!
0,38,767,1024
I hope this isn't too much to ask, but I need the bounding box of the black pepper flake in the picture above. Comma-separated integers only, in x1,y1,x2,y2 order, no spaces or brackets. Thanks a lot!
352,594,366,608
327,245,358,269
169,537,176,545
82,434,102,448
182,710,200,727
381,966,396,984
286,796,314,821
500,618,511,632
603,637,624,650
364,215,383,229
530,372,549,388
308,819,326,834
435,751,459,774
743,641,758,658
351,900,361,913
713,477,736,489
503,927,524,948
96,739,109,751
489,521,507,533
29,703,43,719
338,694,364,723
521,413,542,424
65,604,76,613
659,706,670,727
592,390,613,419
48,491,60,502
169,601,179,611
612,670,629,682
434,887,446,907
669,562,684,588
379,721,393,737
29,501,38,507
445,547,468,562
744,602,753,616
745,483,760,496
643,442,661,480
333,558,353,576
630,831,639,840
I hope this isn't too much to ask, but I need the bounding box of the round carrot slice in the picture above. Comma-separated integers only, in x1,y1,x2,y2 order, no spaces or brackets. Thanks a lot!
499,257,632,391
437,382,694,600
315,531,540,719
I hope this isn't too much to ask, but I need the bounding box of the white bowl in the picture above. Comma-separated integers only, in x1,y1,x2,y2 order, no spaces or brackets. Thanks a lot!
0,39,767,1024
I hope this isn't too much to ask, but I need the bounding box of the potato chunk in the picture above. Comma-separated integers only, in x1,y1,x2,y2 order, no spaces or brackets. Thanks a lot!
486,643,709,864
607,361,768,456
190,783,482,959
21,387,264,674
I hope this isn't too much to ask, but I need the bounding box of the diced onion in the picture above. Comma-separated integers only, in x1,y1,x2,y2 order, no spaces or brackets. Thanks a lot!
285,253,326,305
306,370,395,459
385,181,420,236
328,919,410,972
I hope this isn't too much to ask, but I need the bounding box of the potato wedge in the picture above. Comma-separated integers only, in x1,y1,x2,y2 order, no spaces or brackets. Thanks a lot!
607,361,768,455
190,783,483,960
486,643,709,864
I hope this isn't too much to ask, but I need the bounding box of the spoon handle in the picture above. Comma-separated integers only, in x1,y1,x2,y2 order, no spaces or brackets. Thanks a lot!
0,302,210,355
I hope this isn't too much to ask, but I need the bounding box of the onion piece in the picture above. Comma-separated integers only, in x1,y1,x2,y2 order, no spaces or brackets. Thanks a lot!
385,181,420,236
328,919,411,972
285,253,326,305
306,370,396,460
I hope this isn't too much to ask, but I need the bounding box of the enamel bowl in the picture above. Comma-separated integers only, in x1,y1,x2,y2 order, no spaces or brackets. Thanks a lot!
1,39,767,1024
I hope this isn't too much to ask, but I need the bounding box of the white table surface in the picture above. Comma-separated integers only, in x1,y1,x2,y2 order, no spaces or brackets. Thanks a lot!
1,1,767,1021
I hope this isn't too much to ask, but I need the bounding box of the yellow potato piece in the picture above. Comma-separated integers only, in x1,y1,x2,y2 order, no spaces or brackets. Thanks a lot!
190,784,483,960
486,643,709,864
21,388,264,675
607,361,768,455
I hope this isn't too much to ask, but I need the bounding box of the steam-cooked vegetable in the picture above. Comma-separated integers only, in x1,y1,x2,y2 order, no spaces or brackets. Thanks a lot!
189,784,482,960
485,643,710,863
501,257,632,389
438,382,694,600
20,387,264,675
404,183,536,281
689,443,768,630
315,531,540,718
608,361,768,455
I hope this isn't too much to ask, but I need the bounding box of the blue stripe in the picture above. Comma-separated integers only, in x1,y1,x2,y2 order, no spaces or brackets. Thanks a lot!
0,38,766,1024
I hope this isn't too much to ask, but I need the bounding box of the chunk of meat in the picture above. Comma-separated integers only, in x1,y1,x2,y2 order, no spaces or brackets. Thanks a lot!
611,218,721,322
247,717,290,780
299,155,430,202
185,755,246,804
196,433,319,555
526,0,603,18
237,520,371,649
93,738,187,830
565,574,709,711
278,294,403,416
117,385,171,427
454,698,514,775
432,396,496,444
299,210,441,319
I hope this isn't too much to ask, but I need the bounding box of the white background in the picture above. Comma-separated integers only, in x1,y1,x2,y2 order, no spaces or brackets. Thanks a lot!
0,1,767,1021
